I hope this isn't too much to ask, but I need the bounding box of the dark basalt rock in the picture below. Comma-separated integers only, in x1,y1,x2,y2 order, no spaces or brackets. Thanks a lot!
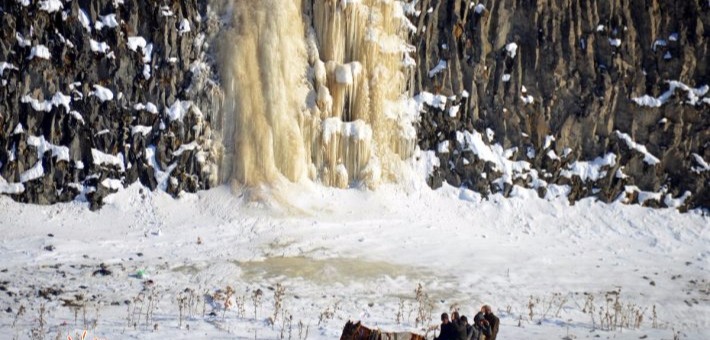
0,0,223,209
92,263,112,277
0,0,707,210
411,0,708,209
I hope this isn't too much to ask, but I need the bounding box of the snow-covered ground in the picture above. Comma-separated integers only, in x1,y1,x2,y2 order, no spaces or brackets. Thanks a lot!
0,181,708,339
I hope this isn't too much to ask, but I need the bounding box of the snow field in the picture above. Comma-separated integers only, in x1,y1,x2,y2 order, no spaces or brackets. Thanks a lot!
0,180,707,339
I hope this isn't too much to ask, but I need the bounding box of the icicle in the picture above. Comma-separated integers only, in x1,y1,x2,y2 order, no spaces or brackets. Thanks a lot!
217,0,415,189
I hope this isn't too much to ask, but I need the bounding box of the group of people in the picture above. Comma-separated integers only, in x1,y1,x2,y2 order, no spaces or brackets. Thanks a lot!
435,305,500,340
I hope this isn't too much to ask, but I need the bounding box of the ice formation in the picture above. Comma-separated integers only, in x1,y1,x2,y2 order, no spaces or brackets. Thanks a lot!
217,0,416,189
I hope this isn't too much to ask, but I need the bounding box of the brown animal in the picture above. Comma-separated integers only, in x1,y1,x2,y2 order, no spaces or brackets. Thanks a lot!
340,320,427,340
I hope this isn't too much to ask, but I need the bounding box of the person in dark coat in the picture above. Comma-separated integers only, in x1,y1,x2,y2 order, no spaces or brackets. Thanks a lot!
435,312,458,340
482,305,500,340
460,315,474,340
473,310,492,340
451,311,468,340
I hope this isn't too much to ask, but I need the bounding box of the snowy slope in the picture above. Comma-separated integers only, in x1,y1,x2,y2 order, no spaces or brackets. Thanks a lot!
0,181,707,339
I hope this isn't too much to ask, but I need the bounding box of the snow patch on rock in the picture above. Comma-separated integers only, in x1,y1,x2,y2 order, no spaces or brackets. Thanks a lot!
460,130,531,184
166,100,198,122
614,131,660,165
437,140,450,153
20,160,44,183
38,0,63,13
146,146,176,191
90,85,114,102
21,92,72,113
95,14,120,30
690,153,709,173
134,102,159,114
0,62,18,77
428,60,447,78
561,153,617,182
16,33,31,47
127,36,147,51
0,176,24,194
90,40,112,55
13,123,24,135
28,45,51,60
92,149,125,171
664,191,692,208
27,135,70,162
506,42,518,58
127,37,153,63
78,9,92,32
131,125,152,136
178,18,191,35
101,178,123,190
632,81,709,107
414,92,447,111
173,142,199,156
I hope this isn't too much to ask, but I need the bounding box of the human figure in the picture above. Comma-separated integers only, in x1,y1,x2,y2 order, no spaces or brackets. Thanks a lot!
460,315,474,340
482,305,499,340
472,310,491,340
435,312,458,340
451,311,468,340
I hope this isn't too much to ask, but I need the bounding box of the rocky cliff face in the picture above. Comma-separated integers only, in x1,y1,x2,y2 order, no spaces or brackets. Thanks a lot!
0,0,223,209
0,0,708,210
412,0,709,209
